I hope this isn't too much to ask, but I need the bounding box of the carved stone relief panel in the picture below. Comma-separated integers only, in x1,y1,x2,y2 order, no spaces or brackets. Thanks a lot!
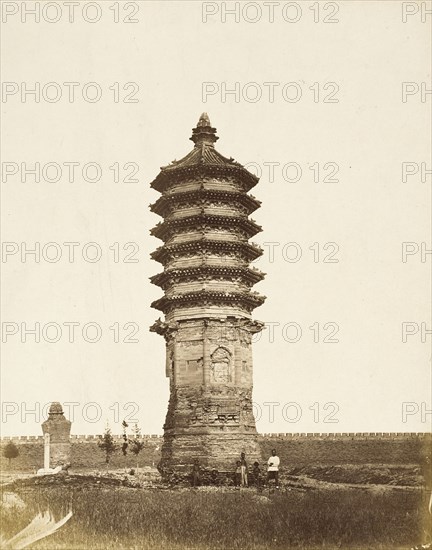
210,347,232,383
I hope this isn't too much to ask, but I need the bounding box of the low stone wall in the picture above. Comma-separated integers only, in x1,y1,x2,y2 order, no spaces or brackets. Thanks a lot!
259,434,431,468
0,436,161,472
0,433,430,473
0,434,163,443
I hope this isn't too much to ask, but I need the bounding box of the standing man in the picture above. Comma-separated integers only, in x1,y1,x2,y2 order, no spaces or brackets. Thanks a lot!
252,461,261,489
191,458,200,487
267,449,280,488
240,452,248,487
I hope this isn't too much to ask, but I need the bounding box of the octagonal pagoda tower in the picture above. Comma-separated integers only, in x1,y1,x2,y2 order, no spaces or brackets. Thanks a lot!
150,114,265,477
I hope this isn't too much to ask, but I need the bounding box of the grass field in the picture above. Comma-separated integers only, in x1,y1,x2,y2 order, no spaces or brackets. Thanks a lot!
2,435,429,548
1,481,430,550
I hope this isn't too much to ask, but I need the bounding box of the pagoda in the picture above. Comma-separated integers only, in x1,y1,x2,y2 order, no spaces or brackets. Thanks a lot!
150,114,266,478
41,402,72,468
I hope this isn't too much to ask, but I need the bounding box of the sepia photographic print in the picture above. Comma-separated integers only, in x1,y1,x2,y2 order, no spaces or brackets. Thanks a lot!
1,1,431,549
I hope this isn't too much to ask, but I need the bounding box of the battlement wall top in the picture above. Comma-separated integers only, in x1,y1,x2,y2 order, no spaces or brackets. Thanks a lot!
1,432,429,443
69,434,163,442
260,432,431,439
0,434,163,442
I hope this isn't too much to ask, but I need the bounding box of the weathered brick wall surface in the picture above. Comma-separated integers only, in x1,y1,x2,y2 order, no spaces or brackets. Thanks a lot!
1,441,44,472
1,433,429,472
260,434,431,466
0,435,162,472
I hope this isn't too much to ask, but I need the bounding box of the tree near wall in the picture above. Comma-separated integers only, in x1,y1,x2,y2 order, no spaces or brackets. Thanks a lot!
121,420,129,456
97,426,117,467
120,421,145,471
3,441,19,467
129,424,145,471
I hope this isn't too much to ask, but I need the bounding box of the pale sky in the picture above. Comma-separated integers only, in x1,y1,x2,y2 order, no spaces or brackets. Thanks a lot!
1,1,431,436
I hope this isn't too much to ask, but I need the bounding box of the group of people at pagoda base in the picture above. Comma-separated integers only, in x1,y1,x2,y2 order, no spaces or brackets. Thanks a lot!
191,449,280,488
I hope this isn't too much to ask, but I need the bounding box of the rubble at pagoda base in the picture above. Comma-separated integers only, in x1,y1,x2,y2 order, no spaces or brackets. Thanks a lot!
157,386,263,483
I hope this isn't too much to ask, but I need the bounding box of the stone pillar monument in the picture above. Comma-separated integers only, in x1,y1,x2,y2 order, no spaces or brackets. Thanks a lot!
41,402,72,467
43,433,50,469
150,114,266,478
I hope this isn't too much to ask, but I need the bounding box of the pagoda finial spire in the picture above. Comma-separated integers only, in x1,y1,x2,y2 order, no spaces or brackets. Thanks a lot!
190,113,219,147
198,112,211,126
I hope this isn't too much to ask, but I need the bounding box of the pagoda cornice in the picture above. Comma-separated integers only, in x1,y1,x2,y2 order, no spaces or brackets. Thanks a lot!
151,290,266,315
150,266,265,289
151,239,263,265
150,164,259,194
150,189,261,217
151,214,262,241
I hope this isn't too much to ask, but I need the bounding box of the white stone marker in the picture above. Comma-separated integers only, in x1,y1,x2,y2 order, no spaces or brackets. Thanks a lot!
43,432,50,470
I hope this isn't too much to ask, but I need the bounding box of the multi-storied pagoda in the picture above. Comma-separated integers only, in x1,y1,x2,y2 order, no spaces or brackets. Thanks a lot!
150,114,265,478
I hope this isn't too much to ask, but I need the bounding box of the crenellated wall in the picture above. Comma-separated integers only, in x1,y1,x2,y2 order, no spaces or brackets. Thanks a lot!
0,432,429,444
0,434,163,443
259,432,430,439
0,433,430,473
